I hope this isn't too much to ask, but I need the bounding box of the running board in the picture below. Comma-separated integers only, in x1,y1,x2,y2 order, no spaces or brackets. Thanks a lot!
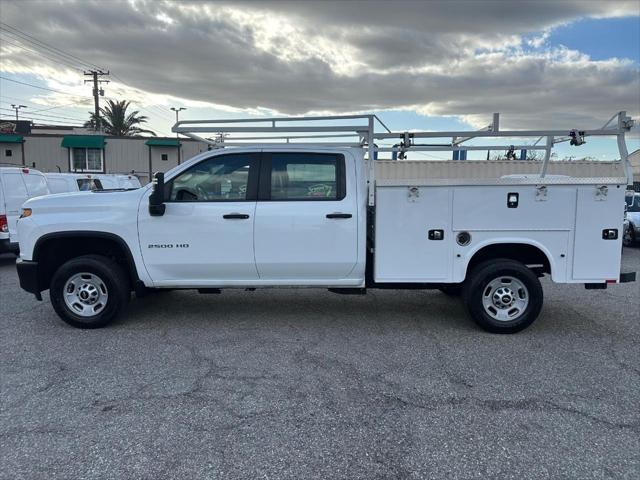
327,288,367,295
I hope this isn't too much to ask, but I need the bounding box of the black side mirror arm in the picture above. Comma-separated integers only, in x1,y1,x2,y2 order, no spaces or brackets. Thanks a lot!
149,172,166,216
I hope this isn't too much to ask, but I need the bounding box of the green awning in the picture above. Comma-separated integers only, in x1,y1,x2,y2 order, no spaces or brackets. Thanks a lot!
145,138,181,147
0,135,24,143
61,135,105,149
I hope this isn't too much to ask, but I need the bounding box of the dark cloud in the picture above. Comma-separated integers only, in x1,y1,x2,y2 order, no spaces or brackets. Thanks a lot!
0,0,638,128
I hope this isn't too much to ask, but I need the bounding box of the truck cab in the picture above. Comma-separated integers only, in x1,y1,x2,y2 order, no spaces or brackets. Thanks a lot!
138,147,366,287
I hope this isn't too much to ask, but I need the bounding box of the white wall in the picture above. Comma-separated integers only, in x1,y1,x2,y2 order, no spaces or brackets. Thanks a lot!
0,143,22,165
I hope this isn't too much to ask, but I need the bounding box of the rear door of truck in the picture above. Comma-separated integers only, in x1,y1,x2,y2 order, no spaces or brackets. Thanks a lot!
254,150,358,280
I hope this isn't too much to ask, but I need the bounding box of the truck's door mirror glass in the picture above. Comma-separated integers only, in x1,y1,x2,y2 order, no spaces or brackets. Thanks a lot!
149,171,166,216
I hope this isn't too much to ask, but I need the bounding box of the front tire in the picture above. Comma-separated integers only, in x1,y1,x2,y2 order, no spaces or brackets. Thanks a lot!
463,259,543,334
50,255,129,329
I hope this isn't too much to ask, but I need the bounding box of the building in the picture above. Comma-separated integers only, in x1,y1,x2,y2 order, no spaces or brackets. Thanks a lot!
0,121,209,183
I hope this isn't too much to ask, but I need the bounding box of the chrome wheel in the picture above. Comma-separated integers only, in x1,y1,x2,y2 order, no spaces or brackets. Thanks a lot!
482,276,529,322
63,272,109,317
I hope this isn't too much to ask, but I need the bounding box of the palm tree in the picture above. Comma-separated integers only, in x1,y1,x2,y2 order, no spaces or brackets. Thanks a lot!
84,100,156,136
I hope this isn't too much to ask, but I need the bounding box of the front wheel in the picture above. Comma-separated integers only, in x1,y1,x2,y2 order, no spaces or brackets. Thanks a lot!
50,255,130,329
463,259,543,334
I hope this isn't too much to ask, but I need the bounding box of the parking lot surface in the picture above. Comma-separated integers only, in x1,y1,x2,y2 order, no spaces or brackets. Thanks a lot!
1,249,639,480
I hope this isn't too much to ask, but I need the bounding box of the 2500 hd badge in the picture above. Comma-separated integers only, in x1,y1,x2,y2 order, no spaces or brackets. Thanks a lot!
148,244,190,249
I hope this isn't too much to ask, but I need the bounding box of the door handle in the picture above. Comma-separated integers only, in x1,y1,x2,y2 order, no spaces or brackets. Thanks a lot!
326,213,352,219
223,213,250,219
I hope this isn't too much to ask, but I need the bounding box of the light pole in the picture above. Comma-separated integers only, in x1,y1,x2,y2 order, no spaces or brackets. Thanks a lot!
11,104,27,121
170,107,186,164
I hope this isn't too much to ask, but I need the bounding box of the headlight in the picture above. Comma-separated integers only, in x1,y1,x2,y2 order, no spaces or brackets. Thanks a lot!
20,208,32,219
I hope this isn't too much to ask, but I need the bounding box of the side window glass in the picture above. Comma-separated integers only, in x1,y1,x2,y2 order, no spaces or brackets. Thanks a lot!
76,179,103,191
270,153,342,200
24,174,49,196
168,154,255,202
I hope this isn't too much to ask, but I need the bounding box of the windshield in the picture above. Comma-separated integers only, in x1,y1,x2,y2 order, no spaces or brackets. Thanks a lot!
627,195,640,212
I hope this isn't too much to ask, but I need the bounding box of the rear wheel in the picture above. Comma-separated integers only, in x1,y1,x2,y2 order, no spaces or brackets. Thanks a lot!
463,259,543,333
50,255,129,329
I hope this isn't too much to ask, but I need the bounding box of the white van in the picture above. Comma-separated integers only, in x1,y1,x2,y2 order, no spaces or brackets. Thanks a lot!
44,173,104,194
44,173,141,194
0,167,50,253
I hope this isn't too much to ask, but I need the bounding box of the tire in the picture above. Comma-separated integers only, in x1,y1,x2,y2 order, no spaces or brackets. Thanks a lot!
462,259,543,334
623,224,636,247
50,254,130,329
438,284,463,296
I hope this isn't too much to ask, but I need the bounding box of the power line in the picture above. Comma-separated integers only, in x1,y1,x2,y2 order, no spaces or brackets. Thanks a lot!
30,101,90,113
0,97,89,114
0,106,87,122
0,21,104,71
0,32,84,71
0,75,88,97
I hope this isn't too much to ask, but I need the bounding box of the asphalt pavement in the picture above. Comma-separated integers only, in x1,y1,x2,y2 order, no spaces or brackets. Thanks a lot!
1,248,639,479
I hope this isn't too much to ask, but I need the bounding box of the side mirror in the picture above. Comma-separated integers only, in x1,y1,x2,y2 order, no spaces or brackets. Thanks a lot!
149,172,166,216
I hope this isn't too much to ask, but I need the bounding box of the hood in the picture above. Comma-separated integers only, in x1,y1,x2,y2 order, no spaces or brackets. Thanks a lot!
24,186,150,212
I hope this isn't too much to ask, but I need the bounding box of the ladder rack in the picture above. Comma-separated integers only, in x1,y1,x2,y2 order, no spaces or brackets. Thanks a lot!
172,111,635,205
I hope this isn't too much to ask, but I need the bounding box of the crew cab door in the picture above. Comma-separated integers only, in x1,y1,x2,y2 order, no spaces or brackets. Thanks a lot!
254,151,358,280
138,152,260,285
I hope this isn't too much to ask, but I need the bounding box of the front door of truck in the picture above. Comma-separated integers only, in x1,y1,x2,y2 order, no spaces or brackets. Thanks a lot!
138,152,260,286
253,151,359,281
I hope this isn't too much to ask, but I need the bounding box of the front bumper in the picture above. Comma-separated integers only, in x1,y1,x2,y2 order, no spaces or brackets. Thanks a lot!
16,258,43,300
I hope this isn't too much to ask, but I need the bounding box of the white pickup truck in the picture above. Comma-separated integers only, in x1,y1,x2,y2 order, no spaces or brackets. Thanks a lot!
15,113,636,333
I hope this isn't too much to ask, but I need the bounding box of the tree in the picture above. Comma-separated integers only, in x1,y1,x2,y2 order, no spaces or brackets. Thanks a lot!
84,100,156,136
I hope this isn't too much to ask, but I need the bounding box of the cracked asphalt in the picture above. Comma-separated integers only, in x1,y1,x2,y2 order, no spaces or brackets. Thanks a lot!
1,248,639,480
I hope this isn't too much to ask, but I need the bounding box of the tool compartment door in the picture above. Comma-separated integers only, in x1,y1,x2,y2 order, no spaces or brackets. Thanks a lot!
572,185,625,281
374,186,452,282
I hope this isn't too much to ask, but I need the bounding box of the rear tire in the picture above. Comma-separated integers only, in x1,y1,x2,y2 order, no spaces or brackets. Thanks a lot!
623,224,636,247
463,259,543,334
50,255,130,329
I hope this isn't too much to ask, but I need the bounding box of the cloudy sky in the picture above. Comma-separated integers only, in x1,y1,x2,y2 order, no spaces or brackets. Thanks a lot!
0,0,639,157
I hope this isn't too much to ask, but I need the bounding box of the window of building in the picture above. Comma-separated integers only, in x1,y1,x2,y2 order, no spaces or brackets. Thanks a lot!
161,153,168,161
5,149,12,157
70,148,104,172
269,153,344,201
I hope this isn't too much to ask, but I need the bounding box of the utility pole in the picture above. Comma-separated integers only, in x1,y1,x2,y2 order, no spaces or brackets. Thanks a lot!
10,104,26,121
171,107,186,164
84,70,109,131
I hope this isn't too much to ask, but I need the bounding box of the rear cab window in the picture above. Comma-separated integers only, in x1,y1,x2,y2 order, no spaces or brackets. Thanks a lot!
263,152,345,201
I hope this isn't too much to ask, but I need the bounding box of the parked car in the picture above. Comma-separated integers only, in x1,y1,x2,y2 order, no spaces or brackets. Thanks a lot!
0,167,49,254
624,192,640,246
44,173,141,194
